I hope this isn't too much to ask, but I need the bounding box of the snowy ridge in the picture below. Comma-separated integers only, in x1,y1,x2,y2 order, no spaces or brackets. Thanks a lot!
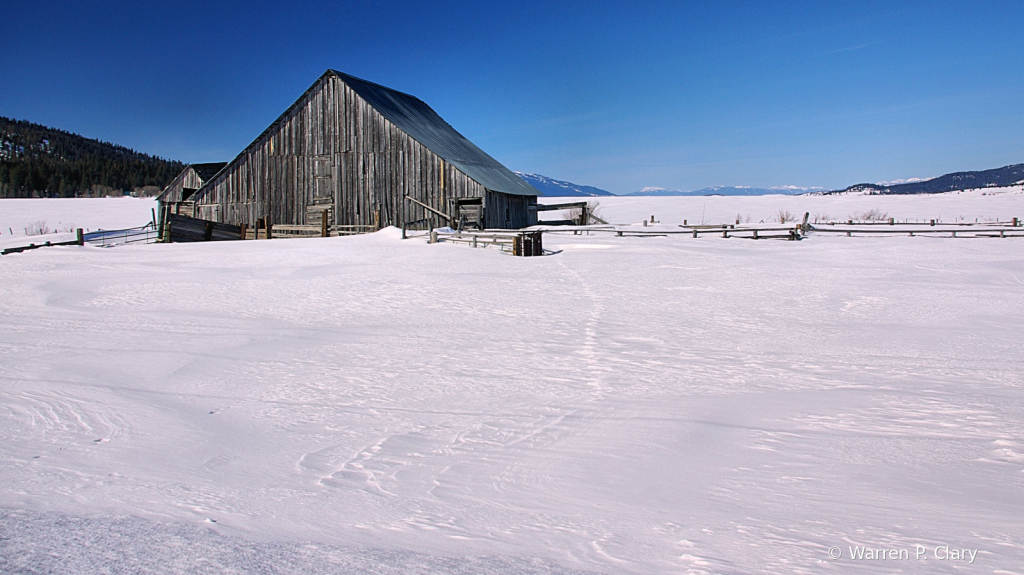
514,172,615,197
876,176,934,185
829,162,1024,195
625,185,823,196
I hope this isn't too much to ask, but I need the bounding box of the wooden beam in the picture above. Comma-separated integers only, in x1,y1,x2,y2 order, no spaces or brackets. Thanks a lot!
403,195,452,224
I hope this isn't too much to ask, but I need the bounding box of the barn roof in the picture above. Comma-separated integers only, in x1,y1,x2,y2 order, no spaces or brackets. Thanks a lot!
190,162,227,182
156,162,228,202
331,71,539,197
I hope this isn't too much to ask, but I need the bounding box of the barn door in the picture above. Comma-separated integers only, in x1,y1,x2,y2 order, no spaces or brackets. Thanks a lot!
311,156,333,203
307,156,334,228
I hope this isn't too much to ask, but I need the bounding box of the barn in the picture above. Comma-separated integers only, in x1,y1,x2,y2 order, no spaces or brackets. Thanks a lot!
156,162,226,215
163,70,540,237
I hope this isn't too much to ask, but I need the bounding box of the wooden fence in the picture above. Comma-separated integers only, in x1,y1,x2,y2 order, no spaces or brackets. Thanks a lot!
1,229,84,255
428,230,544,256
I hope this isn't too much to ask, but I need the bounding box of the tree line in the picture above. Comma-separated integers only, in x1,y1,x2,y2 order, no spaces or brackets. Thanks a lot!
0,116,183,198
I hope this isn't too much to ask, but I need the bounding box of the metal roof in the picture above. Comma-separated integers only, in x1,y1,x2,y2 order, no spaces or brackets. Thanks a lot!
332,71,539,197
190,162,227,182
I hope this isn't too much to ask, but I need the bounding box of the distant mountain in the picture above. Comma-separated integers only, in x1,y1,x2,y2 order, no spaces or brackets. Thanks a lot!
0,116,184,198
828,163,1024,195
625,185,822,197
515,172,615,197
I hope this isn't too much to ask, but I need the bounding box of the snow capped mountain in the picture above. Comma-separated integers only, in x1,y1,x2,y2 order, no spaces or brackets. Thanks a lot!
625,185,823,196
514,173,825,197
514,172,615,197
829,163,1024,195
875,177,934,185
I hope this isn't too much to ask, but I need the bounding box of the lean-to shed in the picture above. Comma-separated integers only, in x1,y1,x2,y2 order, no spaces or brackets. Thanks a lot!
156,162,226,215
178,70,540,232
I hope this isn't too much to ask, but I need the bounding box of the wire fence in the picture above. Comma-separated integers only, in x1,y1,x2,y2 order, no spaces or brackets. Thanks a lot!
82,222,160,247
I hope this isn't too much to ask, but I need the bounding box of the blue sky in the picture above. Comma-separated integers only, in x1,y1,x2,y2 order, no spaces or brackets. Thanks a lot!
3,0,1022,193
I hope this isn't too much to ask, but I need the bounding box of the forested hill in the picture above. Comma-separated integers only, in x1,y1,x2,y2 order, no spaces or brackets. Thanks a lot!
828,163,1024,195
0,117,183,198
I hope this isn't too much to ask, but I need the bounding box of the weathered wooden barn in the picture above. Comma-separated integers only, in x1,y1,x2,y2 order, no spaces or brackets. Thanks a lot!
156,162,226,215
166,70,540,235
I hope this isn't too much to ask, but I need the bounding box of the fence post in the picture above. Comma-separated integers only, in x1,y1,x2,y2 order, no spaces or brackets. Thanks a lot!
513,234,523,256
266,219,273,240
802,212,809,233
240,223,247,240
76,228,84,246
321,216,329,238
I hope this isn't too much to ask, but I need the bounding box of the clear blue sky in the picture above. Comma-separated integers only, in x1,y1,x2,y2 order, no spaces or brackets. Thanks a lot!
3,0,1022,193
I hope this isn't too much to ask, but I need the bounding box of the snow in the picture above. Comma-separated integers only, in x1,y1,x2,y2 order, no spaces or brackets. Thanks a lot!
876,177,934,185
542,185,1024,225
0,196,156,237
2,193,1024,573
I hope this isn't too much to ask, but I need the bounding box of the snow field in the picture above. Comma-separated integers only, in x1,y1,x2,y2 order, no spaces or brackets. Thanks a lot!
540,186,1024,226
0,197,157,249
1,193,1023,573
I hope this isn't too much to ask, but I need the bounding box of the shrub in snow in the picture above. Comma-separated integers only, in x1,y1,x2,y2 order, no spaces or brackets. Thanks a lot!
25,220,51,235
851,208,889,222
563,200,603,224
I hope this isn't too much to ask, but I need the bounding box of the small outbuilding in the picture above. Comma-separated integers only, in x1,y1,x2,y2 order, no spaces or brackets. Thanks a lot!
163,70,540,236
156,162,226,215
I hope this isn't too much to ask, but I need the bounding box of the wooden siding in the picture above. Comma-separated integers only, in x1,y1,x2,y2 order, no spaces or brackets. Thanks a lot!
160,166,205,203
485,190,536,229
193,73,535,230
166,213,241,242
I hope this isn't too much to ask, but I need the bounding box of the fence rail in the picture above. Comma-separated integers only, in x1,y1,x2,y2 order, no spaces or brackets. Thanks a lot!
2,223,160,255
429,230,545,256
809,226,1023,237
83,223,160,246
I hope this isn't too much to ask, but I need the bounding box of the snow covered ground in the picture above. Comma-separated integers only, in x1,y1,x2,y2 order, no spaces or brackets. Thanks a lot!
0,197,157,250
2,193,1023,573
541,185,1024,226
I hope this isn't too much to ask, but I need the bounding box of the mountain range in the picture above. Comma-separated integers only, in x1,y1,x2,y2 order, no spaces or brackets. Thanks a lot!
826,163,1024,195
513,172,615,197
623,185,823,197
518,162,1024,197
